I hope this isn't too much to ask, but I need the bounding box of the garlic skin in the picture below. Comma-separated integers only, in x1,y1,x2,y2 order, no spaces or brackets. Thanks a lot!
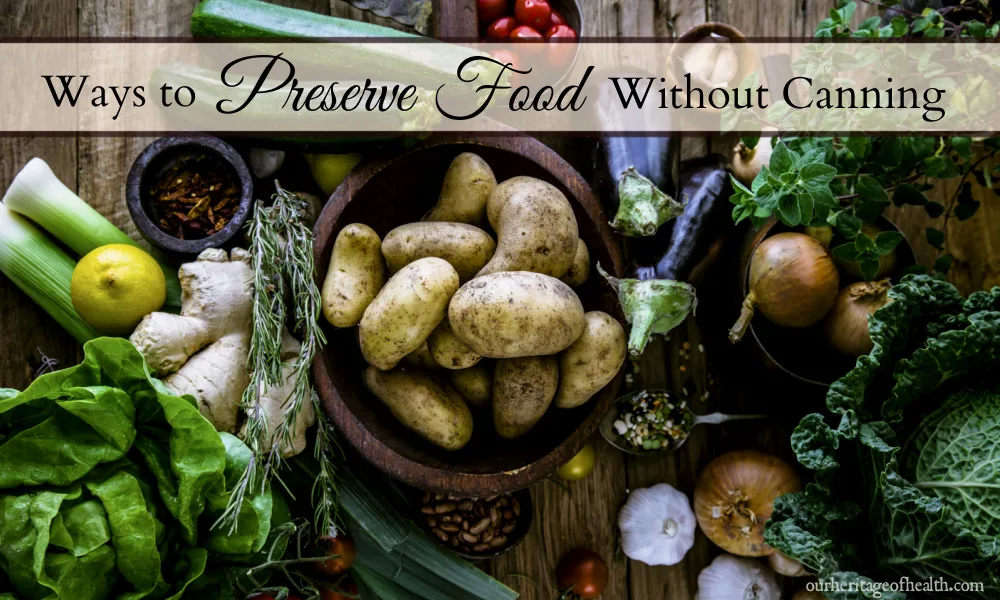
618,483,696,566
695,554,781,600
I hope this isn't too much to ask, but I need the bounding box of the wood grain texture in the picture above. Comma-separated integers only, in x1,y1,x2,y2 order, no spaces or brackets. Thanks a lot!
0,0,78,391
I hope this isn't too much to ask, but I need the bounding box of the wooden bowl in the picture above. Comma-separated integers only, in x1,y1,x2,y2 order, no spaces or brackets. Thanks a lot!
312,136,624,496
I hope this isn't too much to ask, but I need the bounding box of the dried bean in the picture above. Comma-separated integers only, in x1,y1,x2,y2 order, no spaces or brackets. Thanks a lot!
512,498,521,516
434,502,456,514
432,529,449,542
489,535,508,548
420,505,436,515
457,500,474,512
469,518,491,534
460,532,479,544
502,522,516,534
440,523,460,533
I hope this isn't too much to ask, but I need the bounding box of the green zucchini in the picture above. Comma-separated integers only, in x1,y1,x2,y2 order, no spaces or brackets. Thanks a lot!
190,0,489,89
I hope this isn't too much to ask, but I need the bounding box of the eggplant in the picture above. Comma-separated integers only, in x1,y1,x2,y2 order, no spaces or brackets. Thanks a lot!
634,154,733,282
594,73,683,237
601,155,732,356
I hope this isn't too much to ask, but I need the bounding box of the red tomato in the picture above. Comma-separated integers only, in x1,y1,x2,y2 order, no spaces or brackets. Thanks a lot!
477,0,508,26
546,23,577,40
509,25,543,40
555,548,608,600
320,580,358,600
549,8,567,27
491,49,519,68
514,0,552,30
486,16,519,41
313,534,357,577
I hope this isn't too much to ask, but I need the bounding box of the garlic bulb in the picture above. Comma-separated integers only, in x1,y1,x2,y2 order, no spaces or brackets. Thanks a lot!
618,483,696,566
695,554,781,600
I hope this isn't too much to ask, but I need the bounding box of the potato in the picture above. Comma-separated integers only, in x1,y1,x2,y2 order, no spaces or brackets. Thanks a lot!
447,365,492,408
364,367,473,450
478,176,578,278
403,340,440,370
493,356,558,439
359,257,460,370
382,222,495,283
449,271,585,358
560,238,591,287
322,223,386,327
423,152,496,226
427,319,482,369
555,311,627,409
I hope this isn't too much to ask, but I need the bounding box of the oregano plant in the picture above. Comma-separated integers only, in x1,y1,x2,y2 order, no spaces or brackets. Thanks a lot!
729,0,1000,280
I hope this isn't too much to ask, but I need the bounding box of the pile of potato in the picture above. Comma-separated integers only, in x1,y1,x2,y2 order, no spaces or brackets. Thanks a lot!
321,153,626,451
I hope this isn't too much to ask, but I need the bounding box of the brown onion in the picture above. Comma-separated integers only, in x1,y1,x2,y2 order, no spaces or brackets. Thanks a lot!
825,279,892,357
729,232,840,343
792,590,828,600
803,225,834,248
693,450,801,557
768,551,810,576
836,224,897,280
730,138,774,185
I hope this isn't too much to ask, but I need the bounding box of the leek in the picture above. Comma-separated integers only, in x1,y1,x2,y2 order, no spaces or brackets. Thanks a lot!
3,157,181,307
0,203,98,343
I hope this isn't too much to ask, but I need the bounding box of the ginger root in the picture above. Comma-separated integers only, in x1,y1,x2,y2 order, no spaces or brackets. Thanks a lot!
130,248,314,457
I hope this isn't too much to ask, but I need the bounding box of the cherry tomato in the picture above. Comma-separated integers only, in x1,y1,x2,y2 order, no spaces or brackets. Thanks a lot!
514,0,552,31
477,0,508,26
491,49,519,68
320,579,358,600
546,23,577,40
486,16,519,41
555,548,608,599
313,534,357,577
509,25,543,40
549,8,567,27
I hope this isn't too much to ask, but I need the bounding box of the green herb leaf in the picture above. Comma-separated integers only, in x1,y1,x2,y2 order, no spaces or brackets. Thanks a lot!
832,242,861,262
892,183,928,206
875,231,903,255
770,142,797,175
742,134,760,151
836,213,862,239
925,201,945,218
859,258,880,281
856,175,888,204
923,155,961,179
926,227,946,250
855,231,876,252
778,193,802,225
933,253,953,273
950,136,973,159
845,137,870,159
955,182,981,221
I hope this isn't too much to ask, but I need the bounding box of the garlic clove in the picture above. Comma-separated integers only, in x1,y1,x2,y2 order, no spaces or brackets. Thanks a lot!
695,554,781,600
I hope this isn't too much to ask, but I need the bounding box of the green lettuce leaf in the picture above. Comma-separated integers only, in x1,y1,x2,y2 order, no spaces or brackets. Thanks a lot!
0,338,271,599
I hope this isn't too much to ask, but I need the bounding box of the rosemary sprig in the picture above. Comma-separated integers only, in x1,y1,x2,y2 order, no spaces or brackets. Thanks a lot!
216,183,340,539
216,197,287,532
311,390,342,538
270,184,326,459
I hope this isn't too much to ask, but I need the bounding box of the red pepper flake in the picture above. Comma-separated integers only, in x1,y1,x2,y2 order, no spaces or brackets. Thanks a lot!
149,154,239,241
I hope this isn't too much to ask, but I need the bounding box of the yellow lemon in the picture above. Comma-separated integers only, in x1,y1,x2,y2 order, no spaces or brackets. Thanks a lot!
305,153,361,196
71,244,166,334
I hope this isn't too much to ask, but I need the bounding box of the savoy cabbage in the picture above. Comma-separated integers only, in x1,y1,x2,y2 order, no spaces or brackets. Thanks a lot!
764,275,1000,599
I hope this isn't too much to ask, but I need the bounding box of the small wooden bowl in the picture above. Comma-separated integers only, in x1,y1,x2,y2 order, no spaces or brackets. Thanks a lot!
312,136,624,496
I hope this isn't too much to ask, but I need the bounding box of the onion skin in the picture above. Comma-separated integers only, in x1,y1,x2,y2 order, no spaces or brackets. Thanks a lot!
825,279,892,357
768,551,809,577
729,232,840,343
730,139,773,186
693,449,802,557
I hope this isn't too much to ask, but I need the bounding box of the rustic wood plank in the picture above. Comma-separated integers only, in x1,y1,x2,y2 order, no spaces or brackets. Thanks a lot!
490,442,629,600
0,0,78,391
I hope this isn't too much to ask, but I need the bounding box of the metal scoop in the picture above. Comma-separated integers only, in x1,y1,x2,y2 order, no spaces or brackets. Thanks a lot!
599,389,768,455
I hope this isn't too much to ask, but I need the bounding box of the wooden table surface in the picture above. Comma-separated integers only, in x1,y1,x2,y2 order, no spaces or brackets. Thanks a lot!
1,1,999,599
